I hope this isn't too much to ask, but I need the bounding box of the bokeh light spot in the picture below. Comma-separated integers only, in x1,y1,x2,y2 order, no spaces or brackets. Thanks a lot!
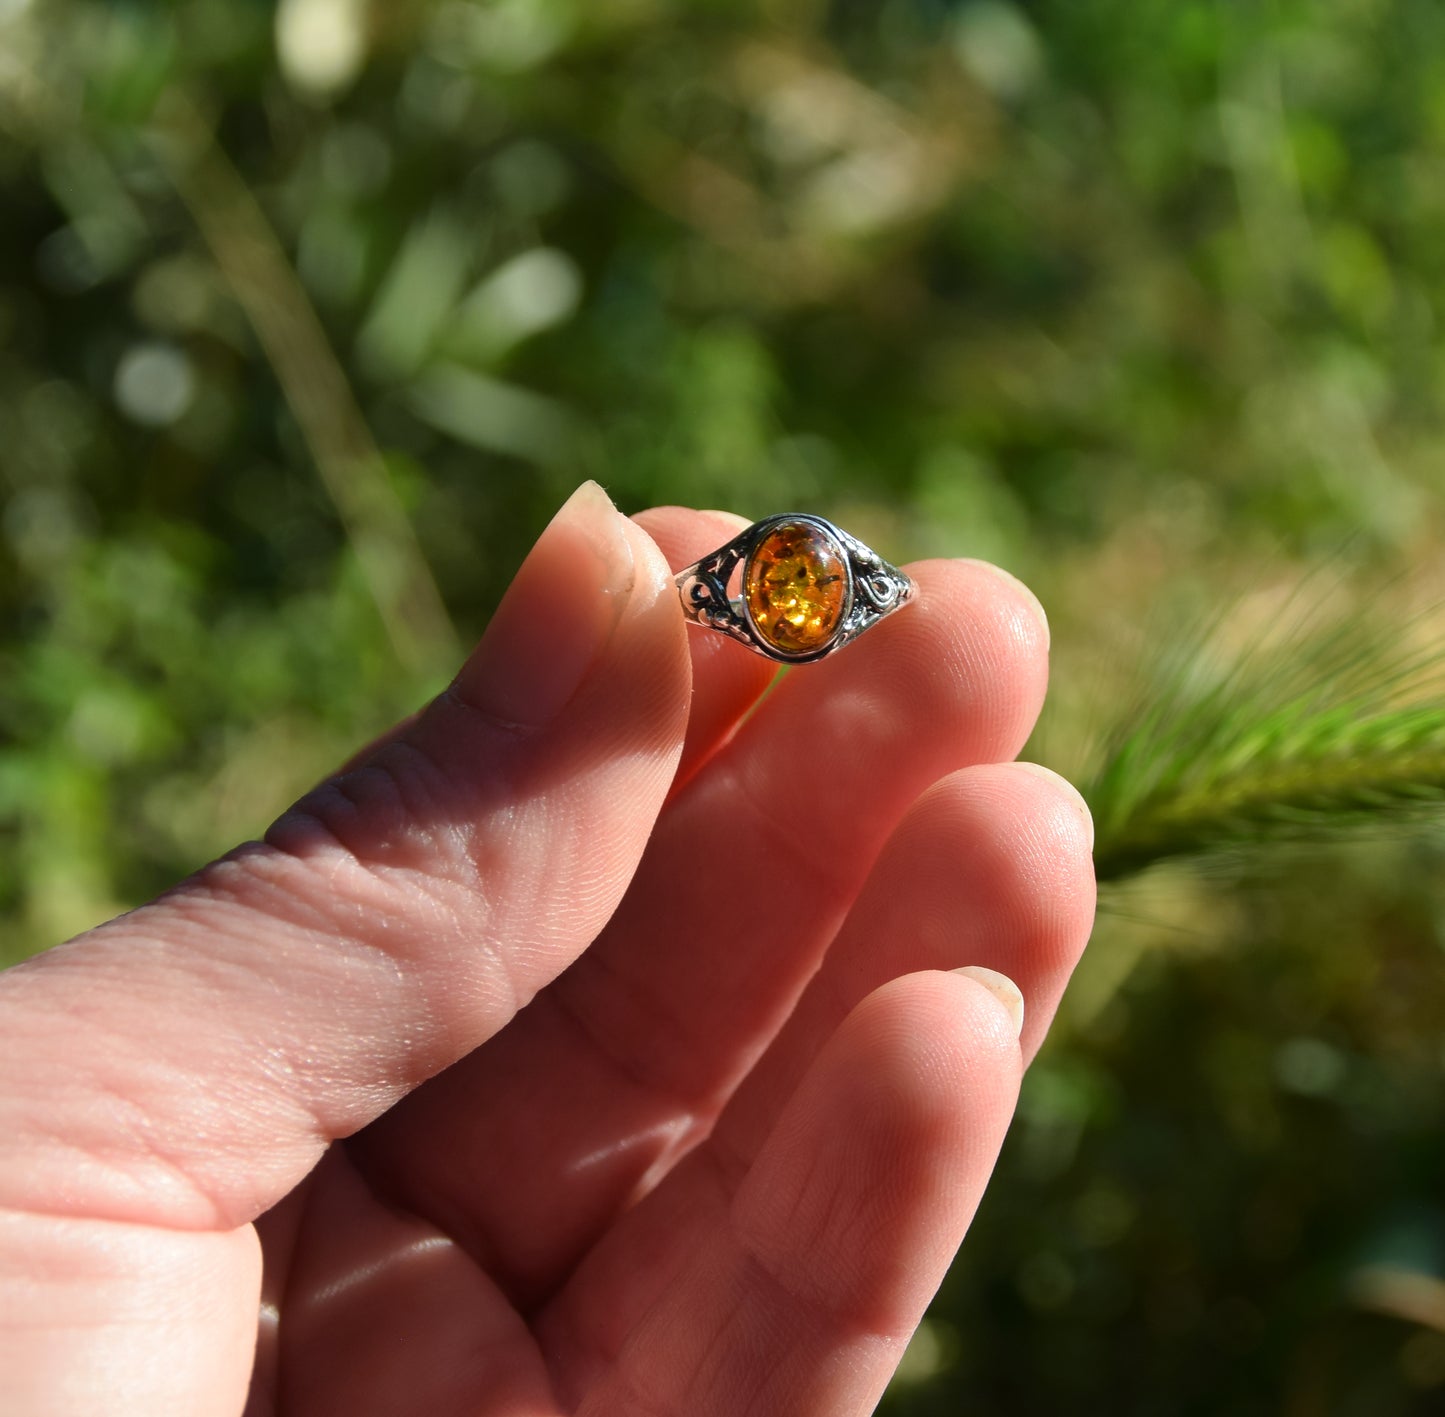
113,344,196,428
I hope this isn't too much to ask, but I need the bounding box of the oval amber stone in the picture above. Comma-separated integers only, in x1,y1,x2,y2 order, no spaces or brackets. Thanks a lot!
744,520,849,656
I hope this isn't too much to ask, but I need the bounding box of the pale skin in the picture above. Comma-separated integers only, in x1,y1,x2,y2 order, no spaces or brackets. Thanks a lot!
0,484,1096,1416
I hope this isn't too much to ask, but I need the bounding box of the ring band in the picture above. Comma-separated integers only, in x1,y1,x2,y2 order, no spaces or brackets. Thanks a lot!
675,514,915,664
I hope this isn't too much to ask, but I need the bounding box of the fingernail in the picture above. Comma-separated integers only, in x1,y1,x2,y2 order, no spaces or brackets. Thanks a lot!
953,966,1025,1038
453,482,635,729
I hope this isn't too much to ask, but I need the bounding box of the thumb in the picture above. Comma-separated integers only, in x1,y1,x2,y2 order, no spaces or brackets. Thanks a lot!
0,481,691,1230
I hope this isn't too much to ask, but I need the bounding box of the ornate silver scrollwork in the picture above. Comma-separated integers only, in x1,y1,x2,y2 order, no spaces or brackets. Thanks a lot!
675,536,757,649
829,523,914,652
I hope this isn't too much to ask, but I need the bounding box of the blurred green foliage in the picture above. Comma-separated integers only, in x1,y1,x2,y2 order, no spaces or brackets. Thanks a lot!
3,0,1445,1410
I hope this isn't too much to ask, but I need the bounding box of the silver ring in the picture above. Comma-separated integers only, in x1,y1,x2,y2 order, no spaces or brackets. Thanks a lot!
675,514,915,664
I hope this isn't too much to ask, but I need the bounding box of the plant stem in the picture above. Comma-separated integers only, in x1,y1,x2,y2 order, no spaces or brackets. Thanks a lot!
155,93,458,681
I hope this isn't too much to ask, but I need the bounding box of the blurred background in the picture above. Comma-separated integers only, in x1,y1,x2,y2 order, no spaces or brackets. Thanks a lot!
3,0,1445,1411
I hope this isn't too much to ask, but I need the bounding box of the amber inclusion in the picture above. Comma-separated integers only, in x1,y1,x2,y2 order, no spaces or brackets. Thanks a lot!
743,520,849,656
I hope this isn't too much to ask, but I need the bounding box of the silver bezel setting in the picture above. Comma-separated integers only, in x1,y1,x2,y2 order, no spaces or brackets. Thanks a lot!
675,513,915,664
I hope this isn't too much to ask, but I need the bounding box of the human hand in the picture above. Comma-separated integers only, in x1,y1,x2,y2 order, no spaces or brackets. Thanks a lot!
0,483,1095,1416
